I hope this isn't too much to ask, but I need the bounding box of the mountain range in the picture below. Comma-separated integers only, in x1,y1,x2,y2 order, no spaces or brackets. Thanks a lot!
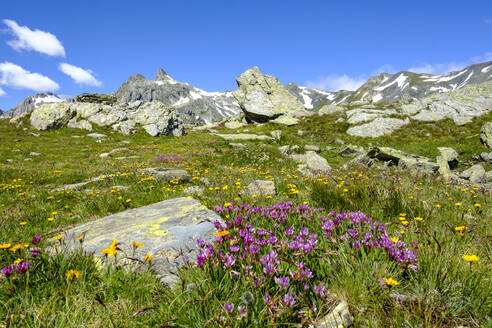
1,61,491,127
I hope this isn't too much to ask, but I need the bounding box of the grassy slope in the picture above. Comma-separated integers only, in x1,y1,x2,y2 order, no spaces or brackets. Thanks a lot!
0,113,490,327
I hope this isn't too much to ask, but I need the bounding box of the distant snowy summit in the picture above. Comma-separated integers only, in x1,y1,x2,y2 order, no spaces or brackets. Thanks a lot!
1,93,68,119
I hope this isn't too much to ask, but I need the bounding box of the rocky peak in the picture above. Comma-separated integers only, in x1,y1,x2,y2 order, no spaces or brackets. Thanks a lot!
155,67,170,81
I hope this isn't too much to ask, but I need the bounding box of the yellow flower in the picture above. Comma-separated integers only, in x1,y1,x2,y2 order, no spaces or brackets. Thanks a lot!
117,196,123,200
131,241,143,248
454,226,466,232
53,235,64,241
399,213,406,217
399,230,405,235
390,237,399,243
14,258,23,264
384,277,400,286
126,199,131,203
101,239,118,257
66,269,81,280
462,254,479,262
9,244,23,252
454,202,462,207
223,202,232,207
435,204,441,208
215,230,229,238
19,221,27,226
414,217,424,221
144,254,152,262
47,217,54,221
51,211,58,215
474,203,481,208
401,220,409,226
0,243,11,249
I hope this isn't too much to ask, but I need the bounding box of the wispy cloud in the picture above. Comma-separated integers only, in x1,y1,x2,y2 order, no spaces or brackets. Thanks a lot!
408,52,492,74
0,62,59,92
485,19,492,26
3,19,65,57
305,74,366,91
59,63,102,86
0,87,6,97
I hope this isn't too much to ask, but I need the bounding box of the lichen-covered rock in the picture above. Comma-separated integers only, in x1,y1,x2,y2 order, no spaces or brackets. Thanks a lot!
30,103,76,130
346,118,410,138
338,145,364,158
271,115,299,126
310,300,353,328
290,151,331,174
62,197,222,286
28,101,185,137
217,133,273,141
480,122,492,148
437,147,459,169
67,117,93,131
242,180,276,196
368,147,438,173
460,164,487,185
232,67,304,122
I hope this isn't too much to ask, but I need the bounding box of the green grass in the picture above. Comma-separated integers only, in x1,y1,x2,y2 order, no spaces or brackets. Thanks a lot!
0,113,490,327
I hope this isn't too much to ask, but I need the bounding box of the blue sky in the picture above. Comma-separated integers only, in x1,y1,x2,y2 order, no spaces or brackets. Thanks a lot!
0,0,491,110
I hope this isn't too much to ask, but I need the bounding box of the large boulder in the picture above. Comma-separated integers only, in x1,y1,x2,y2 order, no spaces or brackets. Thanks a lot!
346,118,410,138
459,164,487,185
367,147,438,173
290,151,331,175
480,122,492,148
62,197,222,286
140,167,191,183
30,103,76,130
437,147,459,169
232,67,304,122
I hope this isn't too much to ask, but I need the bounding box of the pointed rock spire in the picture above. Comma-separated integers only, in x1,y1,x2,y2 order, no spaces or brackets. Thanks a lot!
155,67,170,81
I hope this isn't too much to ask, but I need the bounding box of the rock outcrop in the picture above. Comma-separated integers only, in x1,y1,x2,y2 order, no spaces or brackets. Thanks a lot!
367,147,438,173
29,101,185,137
233,67,305,122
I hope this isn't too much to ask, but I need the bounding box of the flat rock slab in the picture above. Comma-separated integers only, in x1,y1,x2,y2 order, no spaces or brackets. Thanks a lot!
63,197,221,285
217,133,273,141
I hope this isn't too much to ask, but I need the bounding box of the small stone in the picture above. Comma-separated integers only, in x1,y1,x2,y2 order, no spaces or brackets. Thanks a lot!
29,152,41,156
24,158,33,161
271,130,282,140
184,186,205,195
87,133,107,139
338,145,364,158
271,115,299,126
242,180,276,196
310,300,353,328
297,130,304,136
305,145,321,152
480,151,492,164
230,143,246,149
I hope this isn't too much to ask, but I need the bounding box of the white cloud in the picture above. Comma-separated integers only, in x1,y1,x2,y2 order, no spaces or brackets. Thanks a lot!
3,19,65,57
0,62,59,92
305,74,366,91
0,87,6,96
59,63,102,86
408,52,492,75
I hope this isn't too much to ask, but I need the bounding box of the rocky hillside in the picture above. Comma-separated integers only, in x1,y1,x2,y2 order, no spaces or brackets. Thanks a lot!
286,61,492,108
115,68,241,125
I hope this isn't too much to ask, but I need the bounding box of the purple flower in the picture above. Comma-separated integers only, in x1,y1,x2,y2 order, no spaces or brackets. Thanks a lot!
263,293,271,304
223,253,236,269
1,266,14,277
15,261,30,275
313,284,330,298
238,305,247,318
274,276,290,290
31,235,42,245
222,302,234,314
30,248,41,257
281,290,297,307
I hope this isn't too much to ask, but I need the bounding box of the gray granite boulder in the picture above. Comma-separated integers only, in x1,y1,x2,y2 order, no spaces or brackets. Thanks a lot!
480,122,492,148
242,180,276,196
140,167,191,183
368,147,438,173
232,67,305,122
459,164,487,185
62,197,222,286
